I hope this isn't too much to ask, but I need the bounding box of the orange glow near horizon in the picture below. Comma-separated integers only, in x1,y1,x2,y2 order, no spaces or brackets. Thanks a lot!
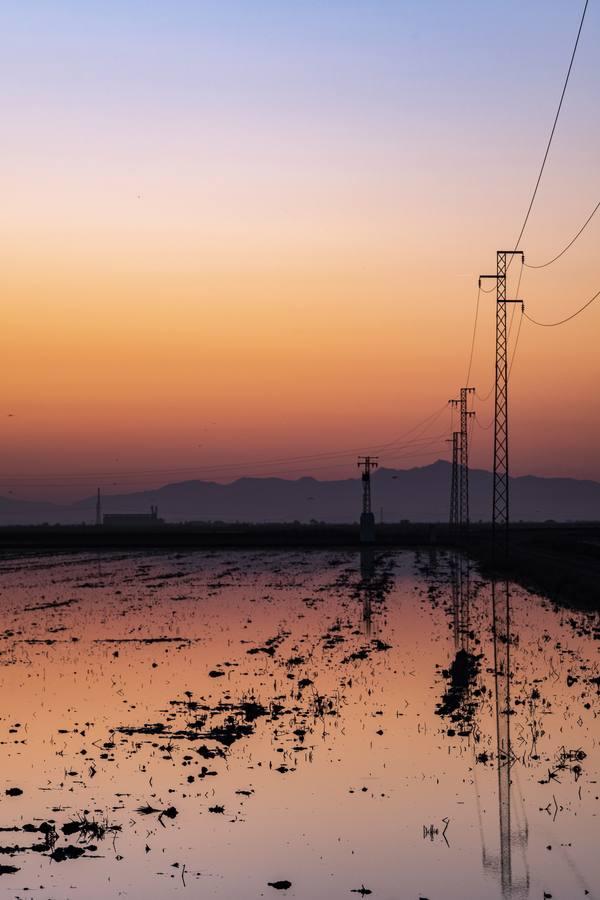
1,2,599,500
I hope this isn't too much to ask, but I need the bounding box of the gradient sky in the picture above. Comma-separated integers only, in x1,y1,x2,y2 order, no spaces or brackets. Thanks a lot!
1,1,599,500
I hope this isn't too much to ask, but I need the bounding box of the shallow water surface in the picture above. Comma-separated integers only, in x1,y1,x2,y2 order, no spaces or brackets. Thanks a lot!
0,548,598,899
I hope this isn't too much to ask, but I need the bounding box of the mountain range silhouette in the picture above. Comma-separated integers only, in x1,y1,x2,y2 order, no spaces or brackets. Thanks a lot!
1,460,599,526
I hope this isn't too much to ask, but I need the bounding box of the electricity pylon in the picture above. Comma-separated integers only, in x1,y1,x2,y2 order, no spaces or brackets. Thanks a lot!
480,251,524,553
357,456,378,543
447,432,459,531
95,488,102,527
449,399,460,522
459,387,475,529
450,391,474,531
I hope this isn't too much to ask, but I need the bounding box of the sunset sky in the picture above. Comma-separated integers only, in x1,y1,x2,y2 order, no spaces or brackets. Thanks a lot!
1,1,599,500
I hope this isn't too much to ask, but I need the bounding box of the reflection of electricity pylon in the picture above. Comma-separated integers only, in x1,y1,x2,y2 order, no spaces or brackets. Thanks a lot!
449,553,472,658
359,546,375,636
487,578,529,899
450,553,460,649
363,592,372,636
459,556,471,653
427,544,438,571
493,578,512,894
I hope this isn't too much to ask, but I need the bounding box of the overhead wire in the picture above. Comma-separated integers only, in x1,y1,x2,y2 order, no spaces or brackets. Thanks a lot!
7,6,593,500
512,0,589,251
525,198,600,268
471,257,524,406
523,286,600,327
474,414,493,431
456,3,589,484
3,438,449,492
508,306,525,377
465,285,481,386
3,415,452,490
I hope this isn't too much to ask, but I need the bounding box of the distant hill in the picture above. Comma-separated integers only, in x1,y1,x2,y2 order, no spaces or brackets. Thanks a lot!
0,460,599,526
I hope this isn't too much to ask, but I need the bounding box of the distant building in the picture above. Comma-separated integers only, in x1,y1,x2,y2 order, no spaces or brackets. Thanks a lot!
103,505,163,528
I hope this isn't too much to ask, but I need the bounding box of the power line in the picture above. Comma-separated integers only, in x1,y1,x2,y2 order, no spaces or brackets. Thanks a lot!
2,442,449,493
513,0,589,251
525,198,600,268
475,384,494,403
467,256,523,401
474,413,493,431
474,302,524,405
514,256,524,299
2,432,450,489
369,402,449,451
508,305,525,377
523,286,600,327
465,285,481,386
1,405,450,484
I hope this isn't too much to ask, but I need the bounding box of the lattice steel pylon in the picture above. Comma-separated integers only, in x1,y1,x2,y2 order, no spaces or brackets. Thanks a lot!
447,432,459,530
480,251,524,552
459,387,475,529
357,456,378,515
357,456,378,543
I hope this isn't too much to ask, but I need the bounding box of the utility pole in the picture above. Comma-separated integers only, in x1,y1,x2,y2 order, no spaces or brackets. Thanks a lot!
95,488,102,527
480,251,524,553
357,456,378,543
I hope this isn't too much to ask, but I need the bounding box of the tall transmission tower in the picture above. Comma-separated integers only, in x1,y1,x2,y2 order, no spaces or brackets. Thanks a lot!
480,251,524,552
448,432,459,531
459,387,475,529
95,488,102,527
357,456,378,543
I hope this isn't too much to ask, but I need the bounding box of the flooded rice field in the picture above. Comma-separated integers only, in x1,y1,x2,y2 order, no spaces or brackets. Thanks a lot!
0,547,598,899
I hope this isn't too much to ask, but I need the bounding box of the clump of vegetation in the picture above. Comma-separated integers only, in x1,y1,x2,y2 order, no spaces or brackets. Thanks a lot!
436,649,483,731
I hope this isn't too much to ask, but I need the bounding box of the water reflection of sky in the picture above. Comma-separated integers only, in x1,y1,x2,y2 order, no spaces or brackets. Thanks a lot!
0,549,598,898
